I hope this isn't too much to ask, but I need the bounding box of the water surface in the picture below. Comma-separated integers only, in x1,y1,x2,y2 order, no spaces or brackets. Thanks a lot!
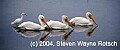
0,0,120,50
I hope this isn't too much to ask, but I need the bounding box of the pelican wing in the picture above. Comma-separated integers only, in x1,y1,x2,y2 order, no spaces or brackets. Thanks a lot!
18,21,42,29
70,17,90,25
46,20,66,28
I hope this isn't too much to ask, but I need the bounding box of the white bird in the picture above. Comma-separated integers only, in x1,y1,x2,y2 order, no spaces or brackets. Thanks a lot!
11,13,27,25
18,15,50,30
45,15,74,29
70,12,97,26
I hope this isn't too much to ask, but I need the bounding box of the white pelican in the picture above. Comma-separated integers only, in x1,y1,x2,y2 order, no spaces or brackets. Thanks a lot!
70,12,97,26
45,15,74,29
11,13,27,25
18,15,50,30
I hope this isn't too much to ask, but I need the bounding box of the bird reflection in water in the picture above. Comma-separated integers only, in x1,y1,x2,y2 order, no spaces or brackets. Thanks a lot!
86,26,98,37
39,29,69,41
12,26,40,38
12,25,98,41
62,29,74,41
62,25,98,41
74,25,98,37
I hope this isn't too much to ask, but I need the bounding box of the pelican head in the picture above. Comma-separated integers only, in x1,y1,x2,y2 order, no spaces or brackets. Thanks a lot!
86,12,97,25
38,15,50,28
62,15,74,28
21,13,27,16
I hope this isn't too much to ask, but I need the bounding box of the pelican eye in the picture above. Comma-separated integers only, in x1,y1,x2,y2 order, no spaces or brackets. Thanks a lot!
41,17,44,18
64,18,68,22
88,14,91,17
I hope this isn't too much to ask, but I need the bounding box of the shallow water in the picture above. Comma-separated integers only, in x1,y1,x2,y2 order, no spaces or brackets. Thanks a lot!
0,0,120,50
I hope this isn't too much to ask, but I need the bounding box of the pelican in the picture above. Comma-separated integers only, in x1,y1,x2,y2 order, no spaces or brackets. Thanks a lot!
45,15,74,29
18,15,50,30
11,13,27,25
70,12,97,26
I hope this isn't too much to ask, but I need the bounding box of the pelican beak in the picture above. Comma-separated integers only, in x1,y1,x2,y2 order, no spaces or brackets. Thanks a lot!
89,15,97,25
41,18,50,28
65,18,74,28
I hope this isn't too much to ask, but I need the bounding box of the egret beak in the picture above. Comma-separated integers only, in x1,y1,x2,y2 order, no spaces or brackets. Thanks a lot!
89,15,97,25
41,18,50,28
65,18,74,28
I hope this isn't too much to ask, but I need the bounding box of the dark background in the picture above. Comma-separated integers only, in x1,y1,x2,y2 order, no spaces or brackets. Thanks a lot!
0,0,120,50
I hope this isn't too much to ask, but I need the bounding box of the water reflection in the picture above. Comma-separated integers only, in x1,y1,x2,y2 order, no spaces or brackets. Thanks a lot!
62,25,98,41
86,26,98,37
12,27,40,38
39,29,70,41
62,29,74,41
74,25,98,37
12,25,98,41
39,32,50,41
